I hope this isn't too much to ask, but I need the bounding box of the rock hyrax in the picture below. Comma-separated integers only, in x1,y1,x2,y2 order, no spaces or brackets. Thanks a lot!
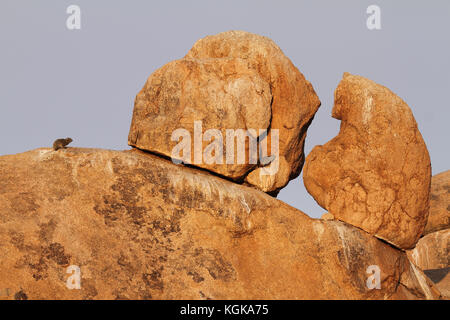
53,138,73,151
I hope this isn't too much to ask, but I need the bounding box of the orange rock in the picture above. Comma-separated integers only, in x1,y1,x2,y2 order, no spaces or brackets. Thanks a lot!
0,148,439,299
424,170,450,235
408,229,449,299
128,31,320,194
409,229,449,270
423,268,450,299
321,212,335,220
303,73,431,250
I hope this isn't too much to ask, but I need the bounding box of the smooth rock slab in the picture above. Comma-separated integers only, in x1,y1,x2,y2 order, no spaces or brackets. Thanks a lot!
0,148,440,299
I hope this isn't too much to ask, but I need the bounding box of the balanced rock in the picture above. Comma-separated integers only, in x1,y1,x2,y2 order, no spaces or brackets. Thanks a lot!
303,73,431,250
0,148,439,299
424,170,450,235
128,30,321,193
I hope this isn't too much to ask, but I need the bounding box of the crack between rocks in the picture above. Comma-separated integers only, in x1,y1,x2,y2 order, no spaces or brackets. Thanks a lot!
127,146,278,199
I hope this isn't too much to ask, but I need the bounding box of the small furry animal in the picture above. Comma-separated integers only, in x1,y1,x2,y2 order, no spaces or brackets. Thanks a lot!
53,138,73,151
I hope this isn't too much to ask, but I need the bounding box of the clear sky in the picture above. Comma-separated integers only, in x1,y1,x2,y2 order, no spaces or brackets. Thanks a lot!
1,1,449,218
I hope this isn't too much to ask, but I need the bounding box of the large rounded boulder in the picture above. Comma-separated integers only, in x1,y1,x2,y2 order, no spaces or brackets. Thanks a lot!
128,31,320,193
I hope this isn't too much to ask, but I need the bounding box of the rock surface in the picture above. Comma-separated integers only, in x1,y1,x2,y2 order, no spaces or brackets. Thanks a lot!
0,148,440,299
128,30,321,193
303,73,431,250
424,170,450,235
408,229,449,270
423,268,450,299
408,228,449,299
321,212,334,221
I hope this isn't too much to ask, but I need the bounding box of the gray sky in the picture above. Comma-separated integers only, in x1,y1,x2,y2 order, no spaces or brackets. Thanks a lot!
1,0,449,218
